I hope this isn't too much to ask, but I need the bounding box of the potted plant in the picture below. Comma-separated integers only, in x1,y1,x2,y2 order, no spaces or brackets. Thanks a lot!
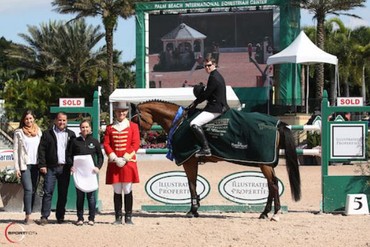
0,166,23,211
0,166,20,184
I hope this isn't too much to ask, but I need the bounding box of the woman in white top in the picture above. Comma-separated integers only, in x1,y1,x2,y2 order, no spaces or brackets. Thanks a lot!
13,110,42,225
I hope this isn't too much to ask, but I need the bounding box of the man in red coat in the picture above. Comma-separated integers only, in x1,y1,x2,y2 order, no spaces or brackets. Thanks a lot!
103,101,140,224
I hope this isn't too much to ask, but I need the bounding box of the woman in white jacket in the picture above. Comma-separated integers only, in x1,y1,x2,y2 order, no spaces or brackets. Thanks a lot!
13,110,42,224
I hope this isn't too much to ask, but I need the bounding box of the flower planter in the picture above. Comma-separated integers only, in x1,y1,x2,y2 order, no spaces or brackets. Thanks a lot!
0,183,24,212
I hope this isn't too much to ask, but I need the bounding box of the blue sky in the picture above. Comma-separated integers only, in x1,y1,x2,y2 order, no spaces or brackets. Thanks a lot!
1,0,369,62
0,0,136,61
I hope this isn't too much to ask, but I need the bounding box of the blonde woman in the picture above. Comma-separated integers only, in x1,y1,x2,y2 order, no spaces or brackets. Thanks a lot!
14,110,42,225
103,102,140,225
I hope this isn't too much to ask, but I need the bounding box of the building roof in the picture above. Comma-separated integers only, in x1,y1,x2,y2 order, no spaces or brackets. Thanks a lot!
161,23,206,41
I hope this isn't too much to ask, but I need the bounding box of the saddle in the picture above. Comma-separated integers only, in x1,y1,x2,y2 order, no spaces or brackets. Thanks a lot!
171,109,280,166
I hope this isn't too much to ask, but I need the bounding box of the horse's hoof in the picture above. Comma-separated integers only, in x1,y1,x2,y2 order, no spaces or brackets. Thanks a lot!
258,213,269,220
186,211,199,218
271,214,280,222
186,211,193,218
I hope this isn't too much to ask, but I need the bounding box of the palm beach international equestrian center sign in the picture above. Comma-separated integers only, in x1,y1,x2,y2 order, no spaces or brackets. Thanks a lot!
150,0,270,9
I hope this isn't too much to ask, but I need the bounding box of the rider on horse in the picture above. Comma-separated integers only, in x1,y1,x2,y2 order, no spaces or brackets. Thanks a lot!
188,57,230,157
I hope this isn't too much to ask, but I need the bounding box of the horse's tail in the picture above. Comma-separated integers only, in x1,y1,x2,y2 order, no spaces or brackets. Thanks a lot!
278,122,301,201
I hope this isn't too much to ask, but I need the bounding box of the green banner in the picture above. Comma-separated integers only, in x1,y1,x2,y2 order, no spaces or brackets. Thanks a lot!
136,0,280,11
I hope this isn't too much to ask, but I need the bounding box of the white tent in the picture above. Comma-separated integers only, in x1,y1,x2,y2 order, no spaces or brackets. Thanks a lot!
109,86,241,122
267,31,338,65
267,31,338,112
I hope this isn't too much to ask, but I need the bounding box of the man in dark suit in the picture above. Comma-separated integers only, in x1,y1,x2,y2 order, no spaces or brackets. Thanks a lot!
38,112,76,225
189,57,229,157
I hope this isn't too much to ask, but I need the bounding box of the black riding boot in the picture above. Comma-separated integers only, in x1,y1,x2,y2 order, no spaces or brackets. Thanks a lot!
124,192,134,225
113,193,122,225
191,125,211,157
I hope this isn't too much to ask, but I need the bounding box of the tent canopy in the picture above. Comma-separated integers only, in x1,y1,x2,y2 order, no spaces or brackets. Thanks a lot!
266,31,338,113
267,31,338,65
109,86,241,108
161,23,206,41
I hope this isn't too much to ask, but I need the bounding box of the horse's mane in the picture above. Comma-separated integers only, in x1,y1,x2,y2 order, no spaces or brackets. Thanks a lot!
137,99,179,107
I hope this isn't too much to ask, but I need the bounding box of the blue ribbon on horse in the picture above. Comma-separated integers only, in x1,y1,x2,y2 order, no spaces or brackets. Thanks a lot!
166,107,184,161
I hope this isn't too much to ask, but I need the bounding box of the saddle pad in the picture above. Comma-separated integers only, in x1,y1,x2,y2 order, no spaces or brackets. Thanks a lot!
171,109,280,166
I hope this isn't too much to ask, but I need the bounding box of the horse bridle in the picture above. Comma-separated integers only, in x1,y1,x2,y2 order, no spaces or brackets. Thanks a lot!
131,104,152,133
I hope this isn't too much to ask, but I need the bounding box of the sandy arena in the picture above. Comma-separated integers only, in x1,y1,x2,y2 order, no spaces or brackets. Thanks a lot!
0,158,369,247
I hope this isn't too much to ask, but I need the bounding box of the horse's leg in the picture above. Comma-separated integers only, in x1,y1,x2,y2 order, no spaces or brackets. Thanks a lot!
259,165,281,221
270,173,281,222
183,159,200,218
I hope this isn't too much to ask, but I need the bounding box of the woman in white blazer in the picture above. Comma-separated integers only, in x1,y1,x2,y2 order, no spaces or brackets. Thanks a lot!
13,110,42,225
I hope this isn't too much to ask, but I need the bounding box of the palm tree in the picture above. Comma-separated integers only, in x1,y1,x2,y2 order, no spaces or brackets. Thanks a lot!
350,27,370,103
7,21,61,77
52,0,144,95
0,37,12,79
4,19,107,120
0,37,26,89
325,17,352,98
6,20,106,84
298,0,366,102
116,59,136,88
49,19,106,84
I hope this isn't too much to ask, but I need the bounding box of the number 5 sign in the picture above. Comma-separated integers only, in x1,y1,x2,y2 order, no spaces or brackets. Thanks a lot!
345,194,369,215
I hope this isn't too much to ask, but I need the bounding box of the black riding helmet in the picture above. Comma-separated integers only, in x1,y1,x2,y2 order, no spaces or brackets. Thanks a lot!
193,82,205,98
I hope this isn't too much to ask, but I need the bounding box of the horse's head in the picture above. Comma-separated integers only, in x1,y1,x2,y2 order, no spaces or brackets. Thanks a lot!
131,102,154,132
131,100,182,134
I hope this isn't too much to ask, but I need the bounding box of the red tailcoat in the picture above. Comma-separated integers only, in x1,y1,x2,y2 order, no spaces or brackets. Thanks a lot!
103,121,140,184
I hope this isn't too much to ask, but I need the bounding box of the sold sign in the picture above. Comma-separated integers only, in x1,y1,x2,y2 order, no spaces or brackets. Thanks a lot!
337,97,363,106
59,98,85,107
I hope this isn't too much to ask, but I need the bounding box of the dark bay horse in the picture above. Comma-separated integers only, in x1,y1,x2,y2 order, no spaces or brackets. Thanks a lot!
132,100,301,221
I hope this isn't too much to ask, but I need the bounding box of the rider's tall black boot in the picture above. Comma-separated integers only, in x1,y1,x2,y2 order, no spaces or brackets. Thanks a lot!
124,192,134,225
113,193,122,225
191,125,211,157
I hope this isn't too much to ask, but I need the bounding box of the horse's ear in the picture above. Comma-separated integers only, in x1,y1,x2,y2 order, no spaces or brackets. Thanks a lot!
130,103,137,113
130,103,138,123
